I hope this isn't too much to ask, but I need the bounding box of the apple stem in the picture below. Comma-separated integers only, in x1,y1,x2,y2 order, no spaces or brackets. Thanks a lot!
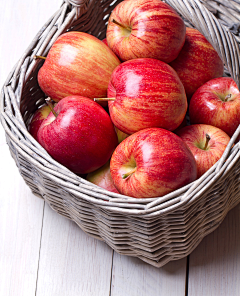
122,167,137,179
204,134,211,150
94,97,116,102
111,19,131,32
224,94,232,101
45,97,57,118
34,55,46,60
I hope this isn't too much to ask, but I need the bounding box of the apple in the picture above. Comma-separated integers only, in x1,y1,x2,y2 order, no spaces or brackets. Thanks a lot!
169,27,224,100
189,77,240,139
101,58,187,135
37,95,118,175
115,126,129,143
110,127,197,198
37,31,120,102
106,0,186,63
86,161,120,194
176,124,230,178
28,104,52,140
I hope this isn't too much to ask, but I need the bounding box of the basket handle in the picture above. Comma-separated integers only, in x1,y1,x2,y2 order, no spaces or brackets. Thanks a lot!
65,0,86,5
64,0,92,19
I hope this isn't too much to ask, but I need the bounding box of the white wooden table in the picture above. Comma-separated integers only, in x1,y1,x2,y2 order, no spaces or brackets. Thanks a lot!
1,1,240,295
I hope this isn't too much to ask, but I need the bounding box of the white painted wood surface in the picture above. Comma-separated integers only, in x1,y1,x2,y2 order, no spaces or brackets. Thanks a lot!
36,204,113,296
111,253,186,296
188,204,240,296
0,0,240,295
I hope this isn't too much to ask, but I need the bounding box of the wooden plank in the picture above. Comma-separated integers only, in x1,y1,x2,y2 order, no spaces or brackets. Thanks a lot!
0,144,44,295
188,204,240,295
111,253,187,296
36,203,113,296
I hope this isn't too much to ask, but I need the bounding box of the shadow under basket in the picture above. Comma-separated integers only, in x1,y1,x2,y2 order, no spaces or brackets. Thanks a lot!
1,0,240,268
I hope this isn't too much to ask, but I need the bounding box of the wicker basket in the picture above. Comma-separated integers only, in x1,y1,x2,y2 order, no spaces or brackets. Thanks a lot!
1,0,240,268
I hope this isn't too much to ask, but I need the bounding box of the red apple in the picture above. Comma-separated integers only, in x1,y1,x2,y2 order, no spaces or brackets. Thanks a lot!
86,161,120,194
169,27,224,100
176,124,230,178
189,77,240,138
28,104,52,140
106,0,186,63
110,128,197,198
105,58,187,135
37,32,120,102
37,96,118,175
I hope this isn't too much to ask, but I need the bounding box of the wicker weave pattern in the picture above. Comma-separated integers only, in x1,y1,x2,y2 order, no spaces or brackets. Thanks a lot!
1,0,240,267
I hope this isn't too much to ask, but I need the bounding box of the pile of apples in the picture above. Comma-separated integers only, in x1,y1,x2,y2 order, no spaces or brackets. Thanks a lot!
29,0,240,199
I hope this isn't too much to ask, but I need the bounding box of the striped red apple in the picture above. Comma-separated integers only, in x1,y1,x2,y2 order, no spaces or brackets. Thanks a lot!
102,58,187,135
189,77,240,138
37,32,120,102
176,124,230,178
110,128,197,198
106,0,186,63
170,27,224,100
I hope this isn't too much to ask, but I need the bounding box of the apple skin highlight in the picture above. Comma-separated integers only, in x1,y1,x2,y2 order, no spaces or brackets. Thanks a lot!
106,0,186,63
38,32,120,102
110,128,197,198
37,96,118,175
108,58,188,135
